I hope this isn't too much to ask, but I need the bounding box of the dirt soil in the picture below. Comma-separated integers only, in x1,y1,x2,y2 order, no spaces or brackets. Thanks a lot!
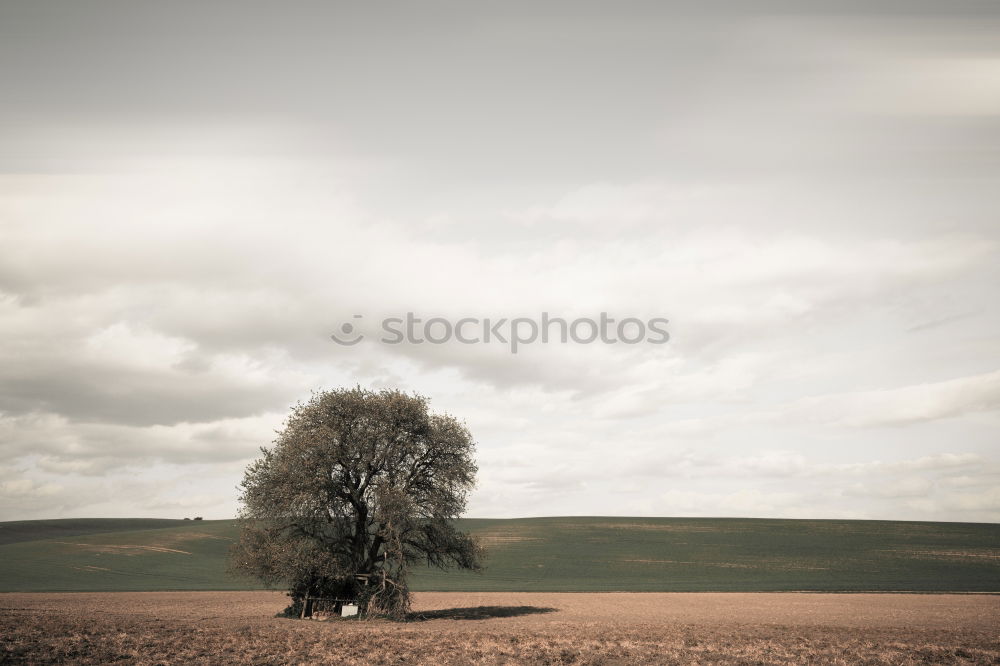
1,591,997,664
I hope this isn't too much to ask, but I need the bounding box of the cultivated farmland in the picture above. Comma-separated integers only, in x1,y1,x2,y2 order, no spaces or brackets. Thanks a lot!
1,591,997,664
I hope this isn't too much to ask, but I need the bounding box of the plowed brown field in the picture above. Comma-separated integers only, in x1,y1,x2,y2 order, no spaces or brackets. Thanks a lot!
2,591,997,664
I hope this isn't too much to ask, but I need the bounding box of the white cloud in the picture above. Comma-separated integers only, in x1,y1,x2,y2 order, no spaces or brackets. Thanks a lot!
781,371,1000,428
659,489,805,516
940,486,1000,513
0,478,62,498
853,57,1000,117
0,410,286,469
1,4,999,522
845,477,935,499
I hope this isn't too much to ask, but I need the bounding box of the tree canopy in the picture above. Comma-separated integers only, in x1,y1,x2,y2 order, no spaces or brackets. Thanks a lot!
230,387,483,618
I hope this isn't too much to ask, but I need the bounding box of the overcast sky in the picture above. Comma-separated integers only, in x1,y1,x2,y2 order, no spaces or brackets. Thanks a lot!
1,1,998,522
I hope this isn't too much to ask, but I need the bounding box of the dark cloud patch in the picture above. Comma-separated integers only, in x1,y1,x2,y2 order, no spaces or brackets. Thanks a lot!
0,363,295,427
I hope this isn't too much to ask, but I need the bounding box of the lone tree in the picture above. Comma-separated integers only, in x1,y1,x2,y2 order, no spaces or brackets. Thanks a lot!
230,387,483,619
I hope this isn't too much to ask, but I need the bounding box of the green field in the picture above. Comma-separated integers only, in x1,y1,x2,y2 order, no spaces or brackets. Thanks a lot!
0,518,191,547
0,517,997,593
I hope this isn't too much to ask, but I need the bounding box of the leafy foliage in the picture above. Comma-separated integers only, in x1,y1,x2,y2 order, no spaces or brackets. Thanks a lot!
229,387,483,618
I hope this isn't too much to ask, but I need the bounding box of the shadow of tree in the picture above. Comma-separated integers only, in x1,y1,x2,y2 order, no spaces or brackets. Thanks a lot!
404,605,558,622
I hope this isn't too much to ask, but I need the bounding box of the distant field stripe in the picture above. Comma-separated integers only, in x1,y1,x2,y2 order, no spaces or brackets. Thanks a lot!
0,517,997,592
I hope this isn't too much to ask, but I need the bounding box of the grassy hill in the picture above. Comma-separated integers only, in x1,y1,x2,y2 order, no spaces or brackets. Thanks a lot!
0,518,192,547
0,517,997,593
